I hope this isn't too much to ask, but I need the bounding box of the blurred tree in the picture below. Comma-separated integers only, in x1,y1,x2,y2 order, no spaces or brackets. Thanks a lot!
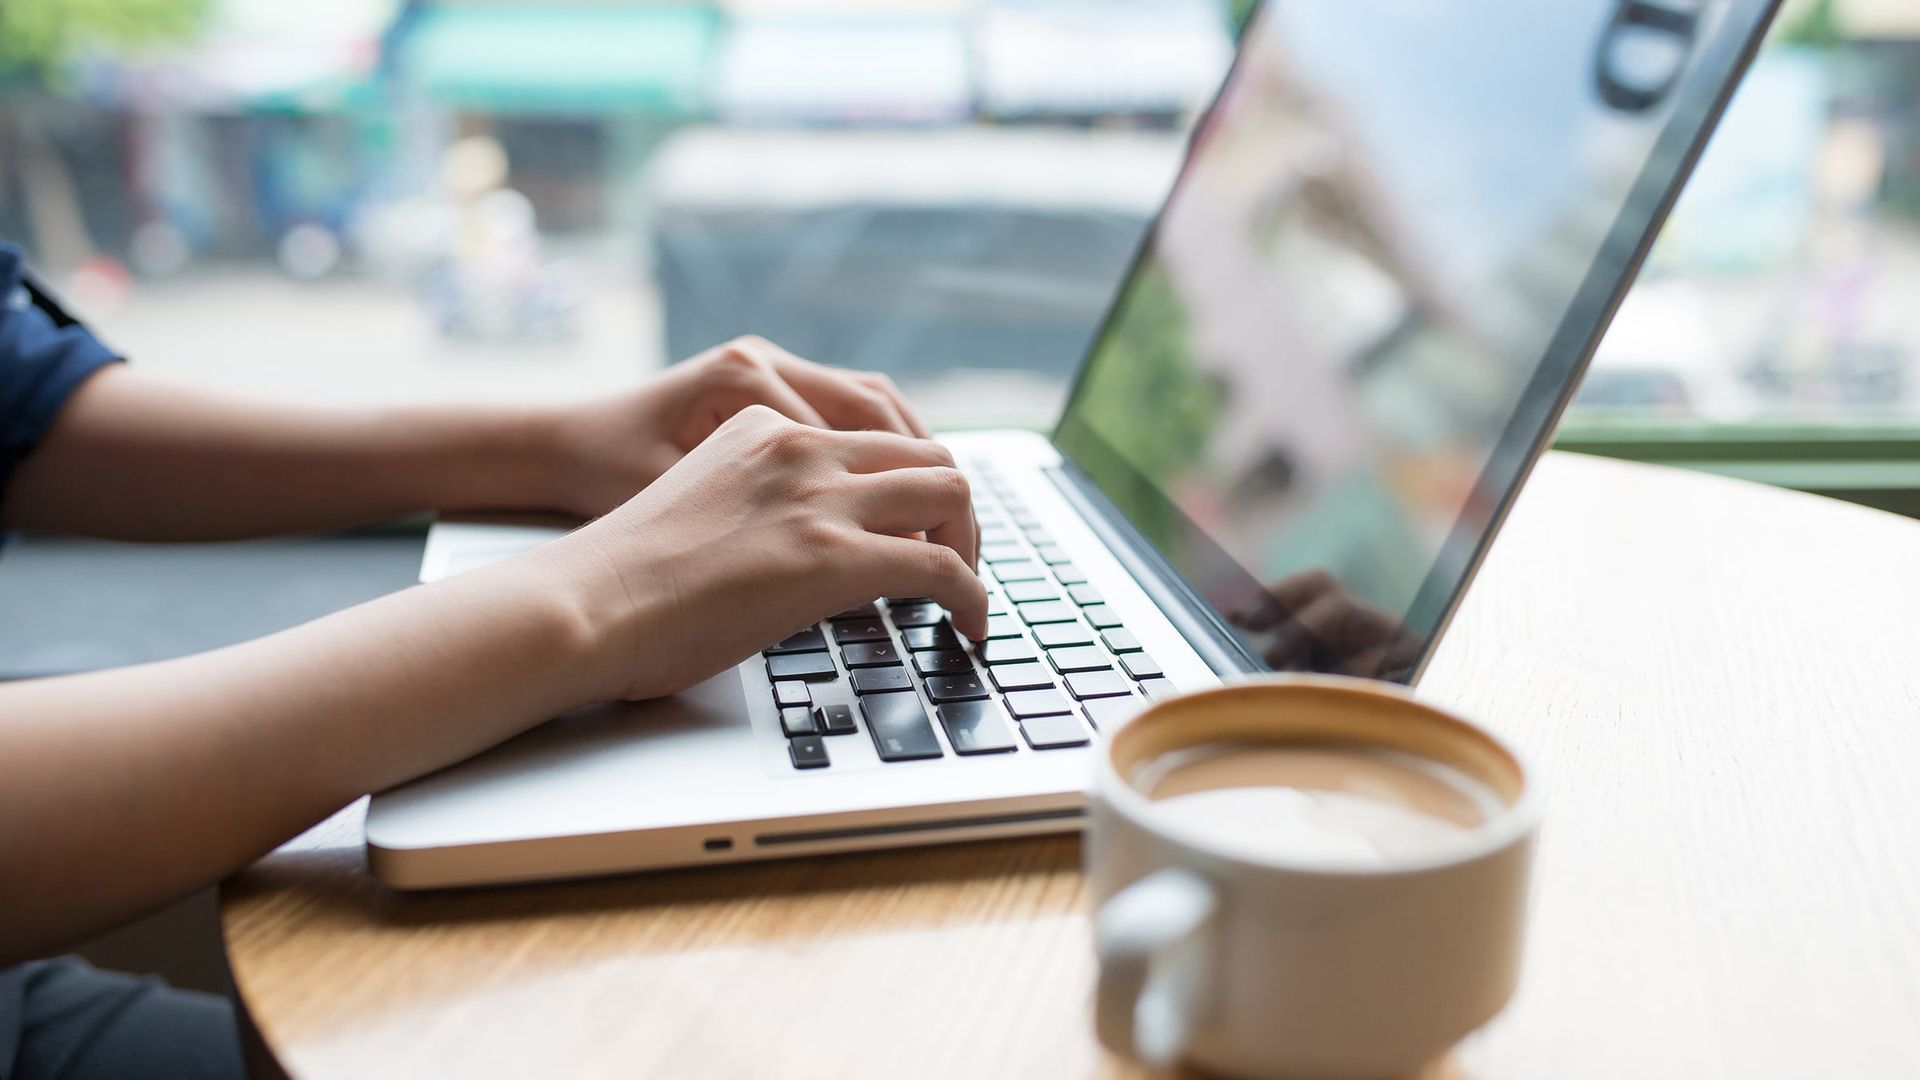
1071,261,1223,553
0,0,212,80
1227,0,1259,35
0,0,214,271
1775,0,1842,50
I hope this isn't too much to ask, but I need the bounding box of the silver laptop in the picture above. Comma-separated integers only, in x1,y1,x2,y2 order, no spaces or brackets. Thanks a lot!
368,0,1778,889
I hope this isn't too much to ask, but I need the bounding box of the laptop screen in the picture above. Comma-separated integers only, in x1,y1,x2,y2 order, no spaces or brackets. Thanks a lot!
1052,0,1776,681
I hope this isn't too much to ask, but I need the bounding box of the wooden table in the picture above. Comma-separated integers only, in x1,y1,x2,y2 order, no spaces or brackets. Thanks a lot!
221,453,1920,1078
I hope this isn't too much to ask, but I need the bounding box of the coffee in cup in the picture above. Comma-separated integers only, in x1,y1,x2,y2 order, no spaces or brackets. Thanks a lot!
1137,741,1505,867
1087,675,1537,1079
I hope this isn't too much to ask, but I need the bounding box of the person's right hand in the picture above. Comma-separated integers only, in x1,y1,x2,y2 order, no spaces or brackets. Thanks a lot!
529,405,985,704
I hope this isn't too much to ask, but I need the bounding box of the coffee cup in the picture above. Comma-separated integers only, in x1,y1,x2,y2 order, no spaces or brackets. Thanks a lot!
1087,674,1538,1079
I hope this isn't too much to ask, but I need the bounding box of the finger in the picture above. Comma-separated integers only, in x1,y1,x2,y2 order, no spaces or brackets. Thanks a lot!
1264,588,1399,670
831,369,914,438
1266,570,1339,613
823,427,958,475
864,533,990,640
726,365,829,432
1234,571,1336,633
755,345,914,436
858,371,932,439
846,467,979,572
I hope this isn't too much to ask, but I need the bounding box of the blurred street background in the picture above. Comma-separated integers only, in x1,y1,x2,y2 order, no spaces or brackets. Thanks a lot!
2,0,1918,435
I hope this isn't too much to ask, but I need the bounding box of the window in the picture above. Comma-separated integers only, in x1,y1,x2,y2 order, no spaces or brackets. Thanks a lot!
2,0,1914,512
1560,0,1920,513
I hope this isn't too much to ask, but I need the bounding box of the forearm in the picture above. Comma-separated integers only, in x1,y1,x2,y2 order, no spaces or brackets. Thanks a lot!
0,542,620,964
3,367,569,540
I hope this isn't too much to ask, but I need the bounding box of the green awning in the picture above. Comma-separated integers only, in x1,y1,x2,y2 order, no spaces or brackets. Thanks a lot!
398,5,720,116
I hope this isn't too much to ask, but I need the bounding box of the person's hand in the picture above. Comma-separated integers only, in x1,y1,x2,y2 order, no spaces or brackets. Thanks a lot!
1229,570,1423,679
541,336,930,518
528,405,984,704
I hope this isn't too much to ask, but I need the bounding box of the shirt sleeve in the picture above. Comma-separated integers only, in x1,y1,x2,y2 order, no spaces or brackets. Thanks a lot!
0,242,124,501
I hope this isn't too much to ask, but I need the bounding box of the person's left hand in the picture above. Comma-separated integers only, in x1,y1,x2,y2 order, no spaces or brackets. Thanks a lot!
538,336,931,518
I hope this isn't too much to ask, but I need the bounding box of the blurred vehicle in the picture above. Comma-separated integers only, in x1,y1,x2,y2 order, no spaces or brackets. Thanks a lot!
647,127,1185,381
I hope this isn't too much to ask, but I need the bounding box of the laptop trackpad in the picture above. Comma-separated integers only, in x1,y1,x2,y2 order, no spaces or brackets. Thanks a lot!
366,668,758,850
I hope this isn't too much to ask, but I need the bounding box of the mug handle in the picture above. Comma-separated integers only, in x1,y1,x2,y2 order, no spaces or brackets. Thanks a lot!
1093,867,1218,1066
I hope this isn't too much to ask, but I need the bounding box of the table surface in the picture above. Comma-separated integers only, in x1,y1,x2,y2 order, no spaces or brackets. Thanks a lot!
220,452,1920,1079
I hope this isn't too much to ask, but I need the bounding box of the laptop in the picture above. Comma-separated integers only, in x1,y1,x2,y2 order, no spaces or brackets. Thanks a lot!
368,0,1779,889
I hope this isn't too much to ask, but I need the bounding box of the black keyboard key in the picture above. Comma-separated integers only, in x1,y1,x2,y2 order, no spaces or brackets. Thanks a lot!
765,627,828,654
1053,563,1089,585
1137,677,1179,700
982,614,1024,640
885,596,932,605
913,649,975,676
832,620,890,645
817,703,858,735
1033,622,1094,648
980,543,1028,564
1082,604,1123,629
1047,646,1112,674
1066,670,1134,700
841,641,903,668
1082,695,1146,731
976,638,1039,665
902,623,963,651
1120,652,1164,680
990,560,1046,583
1005,688,1074,718
780,706,820,737
789,736,830,769
1035,544,1071,565
1018,600,1077,625
774,681,812,709
1100,629,1143,653
1067,584,1105,607
990,662,1055,693
1003,579,1058,604
1020,714,1090,749
889,602,945,628
936,701,1018,755
862,694,944,761
851,666,914,695
829,604,880,622
924,673,991,702
768,652,838,681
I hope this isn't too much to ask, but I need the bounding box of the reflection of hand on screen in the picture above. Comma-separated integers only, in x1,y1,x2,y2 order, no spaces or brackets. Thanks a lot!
1230,570,1423,680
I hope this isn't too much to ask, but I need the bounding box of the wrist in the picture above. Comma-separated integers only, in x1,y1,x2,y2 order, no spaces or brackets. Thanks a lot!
516,523,673,705
408,402,576,516
477,539,624,710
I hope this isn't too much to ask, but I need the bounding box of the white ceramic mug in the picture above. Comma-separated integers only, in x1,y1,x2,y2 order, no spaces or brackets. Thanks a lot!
1087,675,1538,1079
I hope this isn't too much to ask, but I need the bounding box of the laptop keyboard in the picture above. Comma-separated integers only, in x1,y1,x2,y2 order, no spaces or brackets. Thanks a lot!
761,460,1178,770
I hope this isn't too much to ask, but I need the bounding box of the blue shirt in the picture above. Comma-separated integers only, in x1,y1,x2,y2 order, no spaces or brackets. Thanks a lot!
0,242,122,504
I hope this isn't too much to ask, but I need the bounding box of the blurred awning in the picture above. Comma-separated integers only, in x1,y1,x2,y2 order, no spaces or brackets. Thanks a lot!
710,18,972,124
397,5,720,116
975,0,1232,119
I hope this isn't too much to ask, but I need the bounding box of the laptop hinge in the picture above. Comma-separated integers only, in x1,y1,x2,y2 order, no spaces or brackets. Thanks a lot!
1044,463,1263,679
